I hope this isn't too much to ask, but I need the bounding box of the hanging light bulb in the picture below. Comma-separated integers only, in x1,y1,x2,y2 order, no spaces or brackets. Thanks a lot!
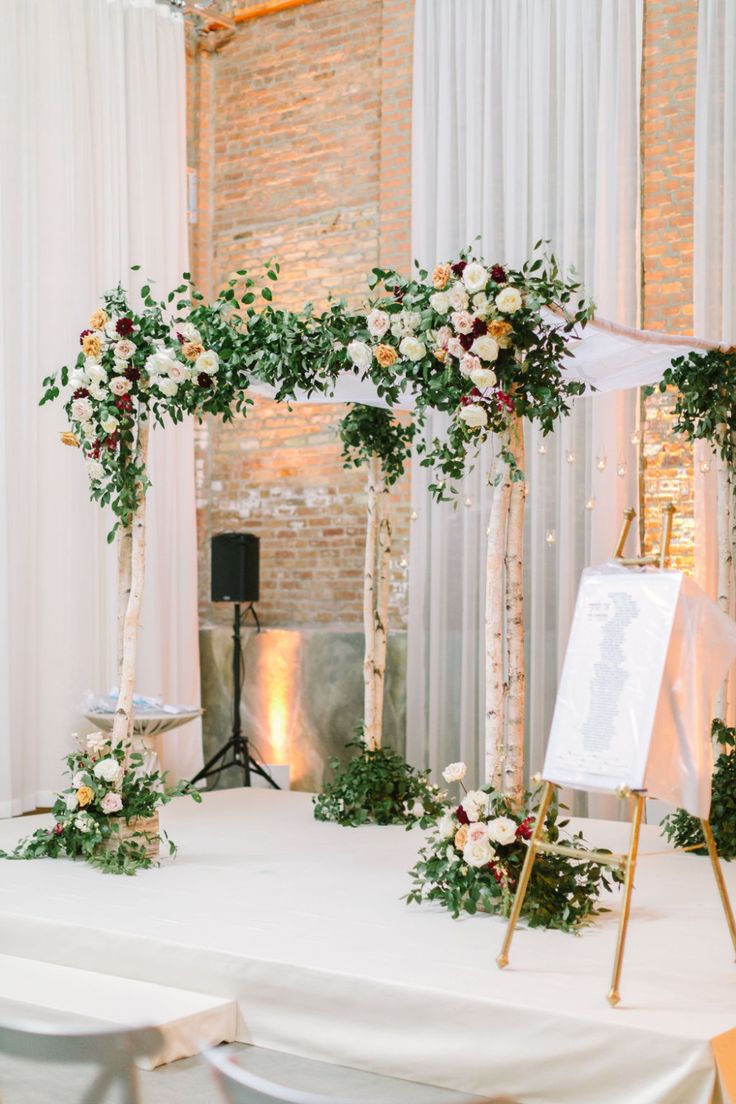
585,497,596,511
566,451,576,464
630,430,641,446
700,460,711,474
617,462,628,478
486,525,491,536
410,510,419,520
464,497,473,508
399,557,408,569
596,455,607,471
545,529,557,545
538,442,548,456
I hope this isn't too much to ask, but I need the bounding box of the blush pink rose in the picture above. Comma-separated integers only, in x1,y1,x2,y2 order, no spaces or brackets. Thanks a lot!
447,337,464,360
451,310,474,335
466,822,489,845
100,792,123,814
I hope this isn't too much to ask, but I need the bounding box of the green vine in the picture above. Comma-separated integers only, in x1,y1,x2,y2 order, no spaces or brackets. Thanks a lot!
313,737,446,828
655,347,736,466
661,720,736,860
337,405,415,486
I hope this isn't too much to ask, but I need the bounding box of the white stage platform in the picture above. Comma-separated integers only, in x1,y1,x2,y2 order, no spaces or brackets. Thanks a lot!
1,789,735,1104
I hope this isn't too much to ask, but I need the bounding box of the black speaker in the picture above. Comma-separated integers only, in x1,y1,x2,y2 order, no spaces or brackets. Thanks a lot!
211,533,260,603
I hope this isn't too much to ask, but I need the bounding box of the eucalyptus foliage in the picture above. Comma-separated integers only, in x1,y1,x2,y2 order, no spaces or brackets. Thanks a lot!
337,405,415,486
656,348,736,465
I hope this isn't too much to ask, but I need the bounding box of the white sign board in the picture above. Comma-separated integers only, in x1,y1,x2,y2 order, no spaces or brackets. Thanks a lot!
543,569,681,794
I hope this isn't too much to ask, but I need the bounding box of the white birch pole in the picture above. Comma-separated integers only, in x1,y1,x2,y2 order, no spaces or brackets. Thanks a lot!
363,454,380,750
715,439,732,721
485,431,512,787
111,421,150,747
502,413,527,806
372,471,392,749
116,524,133,681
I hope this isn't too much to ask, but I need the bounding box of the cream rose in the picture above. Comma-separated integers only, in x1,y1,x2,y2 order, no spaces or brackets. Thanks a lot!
89,383,106,401
347,340,373,372
462,262,489,294
366,308,390,338
69,368,90,389
109,376,132,396
463,838,494,868
146,351,178,378
86,459,105,481
442,761,467,783
429,291,450,315
158,377,178,397
74,814,93,833
195,350,219,376
450,310,474,335
114,339,136,360
495,287,523,314
86,362,107,384
470,366,497,389
438,811,456,839
472,292,491,315
446,283,469,311
101,415,118,434
399,336,426,362
461,789,489,821
471,334,500,362
93,757,122,784
71,397,93,423
391,310,421,338
63,793,78,811
488,816,518,846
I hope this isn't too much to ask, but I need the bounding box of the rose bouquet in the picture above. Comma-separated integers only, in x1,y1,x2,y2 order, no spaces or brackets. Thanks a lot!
1,733,201,875
406,763,622,931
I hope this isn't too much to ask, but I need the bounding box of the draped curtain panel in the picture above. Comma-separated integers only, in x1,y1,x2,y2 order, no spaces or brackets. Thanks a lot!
407,0,643,808
0,0,201,815
693,0,736,603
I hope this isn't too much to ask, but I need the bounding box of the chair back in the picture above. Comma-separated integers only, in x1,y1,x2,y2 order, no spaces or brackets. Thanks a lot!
0,1018,162,1104
204,1047,360,1104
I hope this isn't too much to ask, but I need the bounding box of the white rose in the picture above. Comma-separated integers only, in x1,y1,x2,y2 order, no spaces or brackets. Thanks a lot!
167,361,189,383
347,340,373,372
442,762,467,783
79,421,95,440
74,814,93,833
195,350,219,376
473,292,491,315
459,404,488,430
461,790,489,822
101,415,118,434
446,283,469,311
89,383,106,401
177,322,202,344
63,793,78,811
71,398,93,423
471,335,500,362
429,292,450,315
495,287,523,314
438,811,456,838
114,339,136,360
463,838,494,868
411,799,425,818
104,319,120,341
158,377,178,398
366,309,390,338
93,757,122,783
488,816,518,846
462,262,489,294
69,368,90,388
86,459,105,481
470,366,497,389
86,362,107,384
146,351,177,378
399,336,426,362
109,376,132,396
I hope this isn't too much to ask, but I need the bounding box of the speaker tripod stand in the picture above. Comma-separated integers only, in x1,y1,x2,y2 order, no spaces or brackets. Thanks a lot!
191,602,280,790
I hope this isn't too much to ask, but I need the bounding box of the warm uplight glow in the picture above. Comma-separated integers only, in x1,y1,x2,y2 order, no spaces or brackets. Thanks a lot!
261,631,300,765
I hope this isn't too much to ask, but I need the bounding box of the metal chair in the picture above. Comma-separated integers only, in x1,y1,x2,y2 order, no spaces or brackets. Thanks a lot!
0,1018,162,1104
205,1047,357,1104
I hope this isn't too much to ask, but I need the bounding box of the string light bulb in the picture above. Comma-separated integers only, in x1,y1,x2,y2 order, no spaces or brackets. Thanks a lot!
566,451,576,464
464,497,473,508
700,460,711,474
585,497,596,511
596,455,607,471
545,529,557,545
538,442,548,455
630,430,641,446
410,510,419,520
617,462,628,478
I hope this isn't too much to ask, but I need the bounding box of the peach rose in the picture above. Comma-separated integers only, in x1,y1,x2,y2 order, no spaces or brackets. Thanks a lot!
374,343,398,368
76,785,94,808
488,319,513,348
454,824,469,850
59,432,80,448
81,334,102,359
89,309,108,330
182,341,204,361
432,263,451,290
433,348,447,363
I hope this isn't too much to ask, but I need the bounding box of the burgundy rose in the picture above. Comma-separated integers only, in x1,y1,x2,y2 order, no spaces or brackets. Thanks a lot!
79,328,93,345
116,317,134,337
91,442,102,459
175,331,186,345
393,287,405,304
54,822,63,836
124,366,140,383
491,265,507,283
456,804,469,826
72,387,89,400
197,372,213,388
472,317,487,338
451,260,467,277
115,393,133,411
495,390,514,413
470,387,481,398
516,816,534,840
106,432,118,451
458,332,474,351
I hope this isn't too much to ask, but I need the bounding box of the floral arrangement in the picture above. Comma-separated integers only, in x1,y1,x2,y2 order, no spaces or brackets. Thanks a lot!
661,720,736,861
0,733,201,875
405,763,622,930
313,737,446,828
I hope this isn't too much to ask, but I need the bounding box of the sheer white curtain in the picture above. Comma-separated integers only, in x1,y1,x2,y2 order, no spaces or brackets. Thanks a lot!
407,0,642,808
0,0,201,816
693,0,736,599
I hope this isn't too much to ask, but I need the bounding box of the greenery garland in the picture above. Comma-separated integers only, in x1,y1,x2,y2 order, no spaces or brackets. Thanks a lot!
1,735,201,875
661,720,736,860
655,347,736,466
313,737,446,828
405,766,623,930
337,404,415,487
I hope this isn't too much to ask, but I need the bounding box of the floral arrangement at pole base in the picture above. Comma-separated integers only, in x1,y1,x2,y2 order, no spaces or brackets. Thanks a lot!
312,733,446,828
405,763,623,931
0,732,201,875
661,720,736,861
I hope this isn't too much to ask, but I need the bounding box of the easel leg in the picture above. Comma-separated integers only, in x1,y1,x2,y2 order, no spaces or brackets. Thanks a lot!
496,781,555,969
700,818,736,958
607,793,644,1007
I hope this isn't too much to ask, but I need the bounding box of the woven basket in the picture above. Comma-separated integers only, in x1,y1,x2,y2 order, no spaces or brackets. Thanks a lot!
99,813,160,859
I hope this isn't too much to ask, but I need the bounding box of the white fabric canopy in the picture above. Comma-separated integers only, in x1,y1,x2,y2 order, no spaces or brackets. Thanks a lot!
0,0,201,815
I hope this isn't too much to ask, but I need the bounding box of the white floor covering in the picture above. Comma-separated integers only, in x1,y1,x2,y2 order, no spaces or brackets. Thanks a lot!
0,789,735,1104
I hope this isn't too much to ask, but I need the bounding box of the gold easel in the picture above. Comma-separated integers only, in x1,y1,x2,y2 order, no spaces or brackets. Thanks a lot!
496,503,736,1005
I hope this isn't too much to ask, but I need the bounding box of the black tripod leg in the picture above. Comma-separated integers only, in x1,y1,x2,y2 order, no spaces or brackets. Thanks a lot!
249,758,280,790
191,739,234,786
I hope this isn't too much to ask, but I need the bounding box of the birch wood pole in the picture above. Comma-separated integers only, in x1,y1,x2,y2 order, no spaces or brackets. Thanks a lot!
111,421,150,746
363,454,380,750
485,431,512,787
502,414,527,805
715,439,732,721
116,524,133,680
372,471,392,749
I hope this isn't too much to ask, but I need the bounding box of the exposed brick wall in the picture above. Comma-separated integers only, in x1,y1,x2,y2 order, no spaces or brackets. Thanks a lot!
188,0,415,632
640,0,698,569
